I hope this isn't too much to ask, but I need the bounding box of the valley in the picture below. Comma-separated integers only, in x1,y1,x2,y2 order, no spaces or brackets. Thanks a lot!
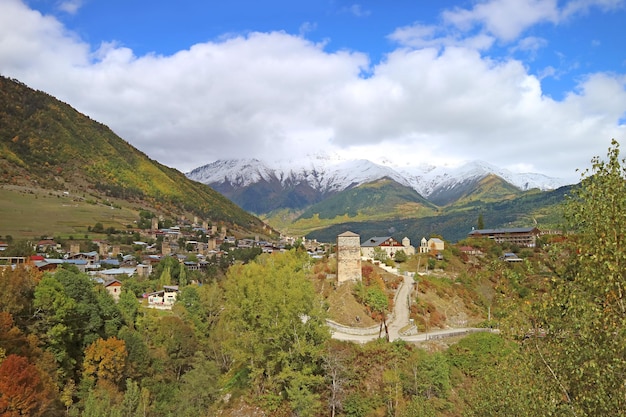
1,75,624,417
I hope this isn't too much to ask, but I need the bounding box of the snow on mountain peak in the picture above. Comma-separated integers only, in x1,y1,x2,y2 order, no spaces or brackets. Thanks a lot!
187,157,569,197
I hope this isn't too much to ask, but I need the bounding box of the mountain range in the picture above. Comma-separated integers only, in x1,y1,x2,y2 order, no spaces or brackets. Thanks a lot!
187,156,573,242
0,75,572,243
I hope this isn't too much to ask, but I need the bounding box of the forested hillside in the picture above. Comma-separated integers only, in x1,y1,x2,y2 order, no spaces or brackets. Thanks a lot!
1,141,625,416
0,76,267,236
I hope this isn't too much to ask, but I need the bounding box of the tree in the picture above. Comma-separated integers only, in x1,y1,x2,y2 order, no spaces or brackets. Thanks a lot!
178,264,188,287
177,353,220,416
33,269,122,380
394,250,408,263
531,140,626,415
117,290,140,329
150,316,198,380
0,355,51,417
477,212,485,230
373,247,387,262
158,266,172,288
82,337,127,388
0,266,40,319
2,240,35,257
220,250,330,412
322,344,349,417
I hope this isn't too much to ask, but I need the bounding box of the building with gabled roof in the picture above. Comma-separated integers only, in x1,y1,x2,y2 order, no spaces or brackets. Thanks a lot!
104,279,123,302
361,236,414,259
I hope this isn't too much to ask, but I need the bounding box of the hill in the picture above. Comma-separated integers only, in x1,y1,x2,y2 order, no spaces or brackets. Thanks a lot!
188,156,571,242
0,76,269,238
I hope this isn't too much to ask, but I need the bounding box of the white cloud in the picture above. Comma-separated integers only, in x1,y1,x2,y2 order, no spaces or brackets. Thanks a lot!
388,23,495,51
561,0,625,19
0,0,625,184
57,0,83,14
344,4,371,18
511,36,548,58
442,0,559,42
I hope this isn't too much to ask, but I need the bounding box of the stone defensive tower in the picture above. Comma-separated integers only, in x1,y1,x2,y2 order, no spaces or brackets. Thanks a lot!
69,243,80,256
337,231,362,284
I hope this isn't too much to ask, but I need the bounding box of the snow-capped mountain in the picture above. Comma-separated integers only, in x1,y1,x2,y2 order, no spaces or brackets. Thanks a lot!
399,160,568,197
186,155,412,195
187,155,568,197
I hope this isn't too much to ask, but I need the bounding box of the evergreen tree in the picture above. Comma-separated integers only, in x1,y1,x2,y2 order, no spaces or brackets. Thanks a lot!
477,213,485,230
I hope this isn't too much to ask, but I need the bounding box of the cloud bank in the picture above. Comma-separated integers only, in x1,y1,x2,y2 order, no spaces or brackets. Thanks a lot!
0,0,625,183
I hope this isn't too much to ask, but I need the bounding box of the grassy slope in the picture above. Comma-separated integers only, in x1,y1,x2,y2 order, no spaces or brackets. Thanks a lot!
0,186,139,239
0,76,269,237
276,178,439,236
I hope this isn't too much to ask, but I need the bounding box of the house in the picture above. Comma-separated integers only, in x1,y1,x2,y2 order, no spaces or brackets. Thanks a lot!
500,252,523,262
33,258,89,272
419,237,445,254
68,251,99,263
104,279,123,302
136,263,152,278
468,227,541,248
147,285,179,309
459,246,482,256
37,239,58,252
96,267,137,279
361,236,413,259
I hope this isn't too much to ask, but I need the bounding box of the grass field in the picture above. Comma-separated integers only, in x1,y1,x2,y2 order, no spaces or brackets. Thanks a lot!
0,186,140,239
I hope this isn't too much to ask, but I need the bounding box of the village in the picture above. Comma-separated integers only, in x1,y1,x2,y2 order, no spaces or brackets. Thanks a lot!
1,212,544,315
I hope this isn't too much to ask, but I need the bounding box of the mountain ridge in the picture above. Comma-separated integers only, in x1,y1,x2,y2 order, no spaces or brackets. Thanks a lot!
186,155,570,214
0,76,270,238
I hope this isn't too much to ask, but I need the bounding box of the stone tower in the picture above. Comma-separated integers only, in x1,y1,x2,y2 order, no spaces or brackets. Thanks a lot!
69,243,80,255
98,242,108,257
337,231,362,284
162,239,171,256
151,217,159,231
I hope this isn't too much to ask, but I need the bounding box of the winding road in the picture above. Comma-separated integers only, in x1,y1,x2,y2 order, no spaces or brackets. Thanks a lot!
329,268,493,343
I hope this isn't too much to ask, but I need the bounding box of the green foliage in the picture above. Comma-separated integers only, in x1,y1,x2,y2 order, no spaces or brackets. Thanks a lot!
446,332,513,378
531,139,626,415
220,250,330,411
372,246,387,261
394,249,408,263
2,239,35,257
477,212,485,230
32,269,123,381
365,287,389,314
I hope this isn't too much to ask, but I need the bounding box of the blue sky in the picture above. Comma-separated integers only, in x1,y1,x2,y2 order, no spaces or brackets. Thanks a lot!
1,0,626,183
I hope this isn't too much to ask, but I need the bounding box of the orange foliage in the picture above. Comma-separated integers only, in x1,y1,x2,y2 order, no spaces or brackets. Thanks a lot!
0,266,41,318
0,355,51,417
83,337,127,387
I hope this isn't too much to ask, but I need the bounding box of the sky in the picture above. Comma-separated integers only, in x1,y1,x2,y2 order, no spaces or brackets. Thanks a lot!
1,0,625,184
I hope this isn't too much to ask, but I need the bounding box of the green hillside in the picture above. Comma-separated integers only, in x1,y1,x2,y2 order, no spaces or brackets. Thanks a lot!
268,172,568,242
430,173,522,207
269,177,439,237
298,177,438,220
303,184,570,243
0,76,268,237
